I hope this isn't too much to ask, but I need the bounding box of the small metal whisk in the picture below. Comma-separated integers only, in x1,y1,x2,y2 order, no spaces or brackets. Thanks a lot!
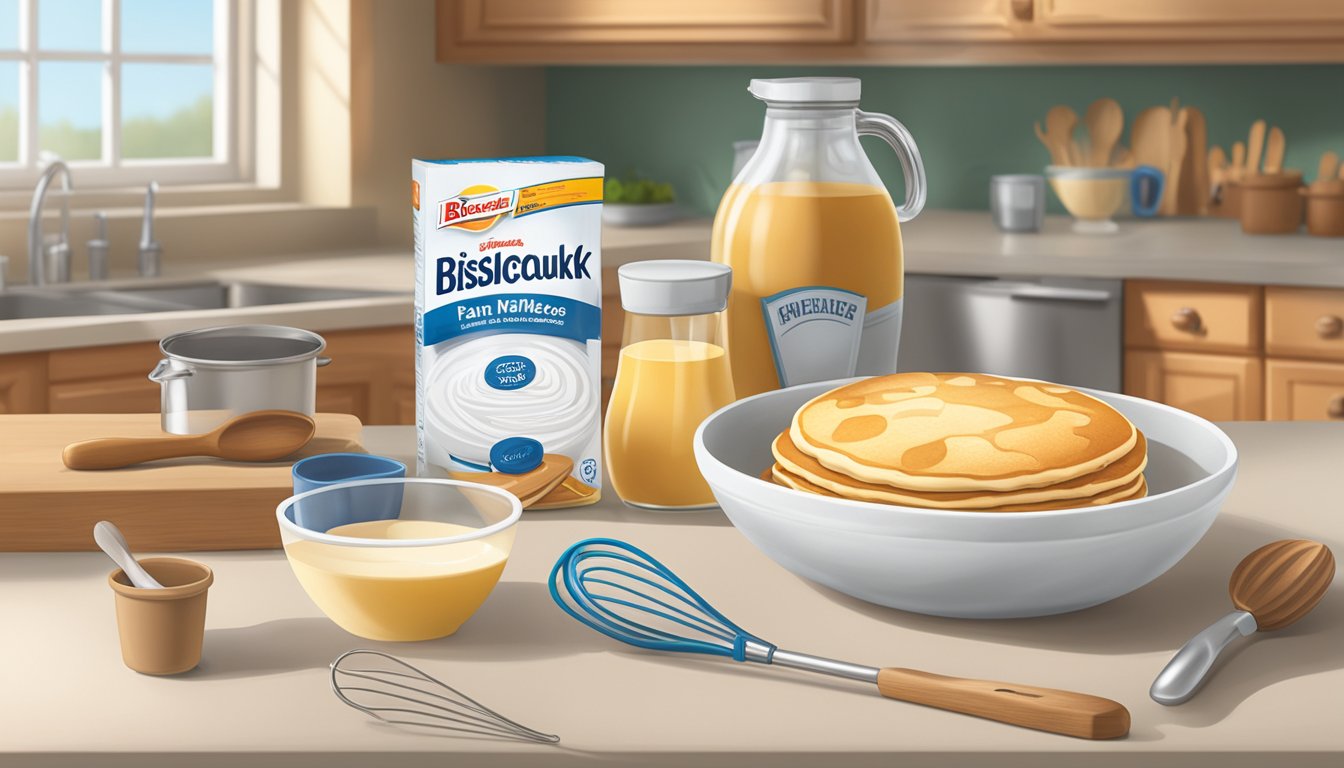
549,537,1130,740
330,649,559,744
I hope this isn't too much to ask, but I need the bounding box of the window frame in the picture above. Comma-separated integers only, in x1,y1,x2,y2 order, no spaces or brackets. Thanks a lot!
0,0,249,190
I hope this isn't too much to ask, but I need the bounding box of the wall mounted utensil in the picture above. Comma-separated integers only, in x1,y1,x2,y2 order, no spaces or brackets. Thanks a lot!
1084,98,1123,168
93,521,162,589
1246,120,1267,176
63,410,316,470
551,538,1130,740
1263,126,1286,175
1151,539,1334,706
330,649,560,743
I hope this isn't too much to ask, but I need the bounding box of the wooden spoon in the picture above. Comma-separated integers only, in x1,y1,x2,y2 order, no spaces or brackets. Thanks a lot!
1231,141,1246,181
1182,107,1209,215
62,410,316,470
1263,126,1286,175
1162,108,1189,216
1316,150,1339,184
1084,98,1123,167
1042,105,1078,166
1131,105,1172,173
1034,122,1070,166
1246,119,1267,177
1151,539,1334,705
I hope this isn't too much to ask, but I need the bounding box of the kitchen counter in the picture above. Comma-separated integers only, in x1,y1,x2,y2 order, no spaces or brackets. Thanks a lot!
1,422,1341,767
598,211,1344,287
5,211,1342,355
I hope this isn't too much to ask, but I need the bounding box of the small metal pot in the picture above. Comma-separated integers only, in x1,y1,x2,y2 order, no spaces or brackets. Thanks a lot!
149,325,332,435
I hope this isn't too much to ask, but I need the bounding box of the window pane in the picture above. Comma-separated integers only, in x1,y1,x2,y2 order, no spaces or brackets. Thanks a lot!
0,0,18,50
39,0,103,51
122,0,213,55
122,63,213,159
39,61,102,161
0,62,16,162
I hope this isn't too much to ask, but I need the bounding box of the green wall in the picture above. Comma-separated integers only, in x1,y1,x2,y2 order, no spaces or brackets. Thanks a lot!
545,65,1344,216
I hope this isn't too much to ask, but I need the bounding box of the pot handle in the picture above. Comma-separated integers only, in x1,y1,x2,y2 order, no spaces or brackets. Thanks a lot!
317,356,332,367
148,359,193,383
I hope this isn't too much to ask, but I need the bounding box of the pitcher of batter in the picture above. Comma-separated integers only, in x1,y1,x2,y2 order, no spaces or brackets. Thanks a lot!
712,77,926,398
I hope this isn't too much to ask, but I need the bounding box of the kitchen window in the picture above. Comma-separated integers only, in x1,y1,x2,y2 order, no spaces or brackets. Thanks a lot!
0,0,247,188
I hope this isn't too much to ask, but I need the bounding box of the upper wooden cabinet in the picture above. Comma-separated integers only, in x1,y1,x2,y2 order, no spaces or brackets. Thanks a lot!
436,0,1344,64
866,0,1026,43
445,0,854,45
1032,0,1344,40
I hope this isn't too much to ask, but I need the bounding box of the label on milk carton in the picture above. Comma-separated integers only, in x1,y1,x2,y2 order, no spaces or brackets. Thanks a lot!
412,157,603,508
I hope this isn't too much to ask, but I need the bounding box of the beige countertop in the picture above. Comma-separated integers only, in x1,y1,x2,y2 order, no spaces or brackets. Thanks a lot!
587,211,1344,288
4,211,1341,355
1,422,1341,767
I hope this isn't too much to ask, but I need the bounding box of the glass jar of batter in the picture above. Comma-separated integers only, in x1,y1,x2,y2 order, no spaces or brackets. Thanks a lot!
604,260,735,510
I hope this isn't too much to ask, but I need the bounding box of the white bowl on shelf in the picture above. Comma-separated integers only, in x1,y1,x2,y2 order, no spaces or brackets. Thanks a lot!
693,379,1237,619
601,202,685,227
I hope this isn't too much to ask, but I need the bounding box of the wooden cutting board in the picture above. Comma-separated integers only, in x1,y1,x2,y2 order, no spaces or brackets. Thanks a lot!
0,413,364,552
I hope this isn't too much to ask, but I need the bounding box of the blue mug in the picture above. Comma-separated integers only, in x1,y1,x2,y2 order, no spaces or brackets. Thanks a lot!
1129,165,1166,218
290,453,407,531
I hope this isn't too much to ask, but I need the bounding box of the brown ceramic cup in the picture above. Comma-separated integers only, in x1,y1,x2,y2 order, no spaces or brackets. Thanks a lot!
1239,172,1305,234
108,557,213,675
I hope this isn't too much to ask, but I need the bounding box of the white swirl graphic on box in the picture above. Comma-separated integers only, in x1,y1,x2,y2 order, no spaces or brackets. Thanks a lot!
426,335,596,466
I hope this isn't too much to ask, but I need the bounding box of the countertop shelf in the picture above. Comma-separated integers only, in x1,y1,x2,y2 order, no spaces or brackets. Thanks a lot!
2,422,1341,766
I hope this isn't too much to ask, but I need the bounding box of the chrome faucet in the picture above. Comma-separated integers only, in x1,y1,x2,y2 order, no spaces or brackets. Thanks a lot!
27,159,73,286
138,182,161,277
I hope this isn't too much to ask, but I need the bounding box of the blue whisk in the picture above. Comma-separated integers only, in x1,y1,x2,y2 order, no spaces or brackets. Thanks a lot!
549,538,1130,740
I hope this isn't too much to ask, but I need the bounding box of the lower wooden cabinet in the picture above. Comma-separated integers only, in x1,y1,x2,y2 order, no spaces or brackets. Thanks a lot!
0,352,47,413
1266,359,1344,421
0,325,415,426
1125,350,1264,421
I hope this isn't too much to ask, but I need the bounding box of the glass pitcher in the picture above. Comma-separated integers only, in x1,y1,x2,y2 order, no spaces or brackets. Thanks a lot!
711,77,926,398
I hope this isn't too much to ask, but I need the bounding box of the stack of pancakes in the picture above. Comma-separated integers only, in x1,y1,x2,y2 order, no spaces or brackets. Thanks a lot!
768,372,1147,512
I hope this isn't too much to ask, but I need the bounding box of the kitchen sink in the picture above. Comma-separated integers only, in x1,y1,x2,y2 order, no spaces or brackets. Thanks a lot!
0,290,189,321
0,279,404,320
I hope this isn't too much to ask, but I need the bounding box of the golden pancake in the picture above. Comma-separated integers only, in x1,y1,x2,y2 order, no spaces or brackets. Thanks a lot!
770,462,1148,512
772,429,1147,509
791,372,1138,492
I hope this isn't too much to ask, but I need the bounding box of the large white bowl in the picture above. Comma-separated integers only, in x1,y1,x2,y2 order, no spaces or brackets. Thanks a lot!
693,379,1237,619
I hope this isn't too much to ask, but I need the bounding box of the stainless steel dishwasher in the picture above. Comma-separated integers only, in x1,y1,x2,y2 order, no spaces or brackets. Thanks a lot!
898,273,1123,392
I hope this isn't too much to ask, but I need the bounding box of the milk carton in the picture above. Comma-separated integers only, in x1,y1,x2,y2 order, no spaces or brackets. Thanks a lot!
412,157,604,508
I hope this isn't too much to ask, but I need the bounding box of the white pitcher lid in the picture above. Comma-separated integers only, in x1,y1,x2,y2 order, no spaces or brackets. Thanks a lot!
749,77,860,104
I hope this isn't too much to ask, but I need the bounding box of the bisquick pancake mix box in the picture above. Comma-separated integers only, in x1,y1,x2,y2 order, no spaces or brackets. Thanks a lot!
411,157,604,508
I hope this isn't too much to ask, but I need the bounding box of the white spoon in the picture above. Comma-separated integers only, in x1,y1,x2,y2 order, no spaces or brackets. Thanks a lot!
93,521,163,589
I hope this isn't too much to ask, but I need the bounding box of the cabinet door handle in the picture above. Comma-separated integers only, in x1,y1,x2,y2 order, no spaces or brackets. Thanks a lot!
1171,307,1202,332
1316,315,1343,339
1010,0,1035,22
1328,395,1344,420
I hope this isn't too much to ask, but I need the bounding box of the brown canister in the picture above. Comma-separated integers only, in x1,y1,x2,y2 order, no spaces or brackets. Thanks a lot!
1239,172,1305,234
108,557,213,675
1303,183,1344,237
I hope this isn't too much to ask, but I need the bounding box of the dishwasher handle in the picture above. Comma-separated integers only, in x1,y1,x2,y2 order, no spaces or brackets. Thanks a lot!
968,281,1114,303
